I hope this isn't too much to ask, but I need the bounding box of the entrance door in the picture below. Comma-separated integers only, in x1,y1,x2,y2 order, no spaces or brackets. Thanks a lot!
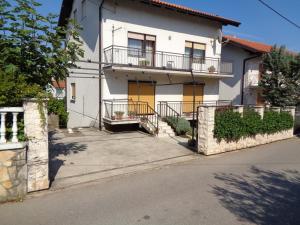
256,91,264,106
128,81,155,114
183,84,204,113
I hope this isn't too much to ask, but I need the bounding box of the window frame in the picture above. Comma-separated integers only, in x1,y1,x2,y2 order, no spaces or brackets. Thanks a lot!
185,41,206,64
127,32,156,58
70,83,76,102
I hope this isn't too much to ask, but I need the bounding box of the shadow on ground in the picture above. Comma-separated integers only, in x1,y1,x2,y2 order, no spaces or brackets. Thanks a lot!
49,131,87,185
212,166,300,225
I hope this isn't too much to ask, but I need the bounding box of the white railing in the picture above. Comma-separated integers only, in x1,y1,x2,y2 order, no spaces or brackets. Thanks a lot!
0,107,24,144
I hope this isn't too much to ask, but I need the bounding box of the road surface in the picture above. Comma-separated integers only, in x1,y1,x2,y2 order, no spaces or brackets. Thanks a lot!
1,138,300,225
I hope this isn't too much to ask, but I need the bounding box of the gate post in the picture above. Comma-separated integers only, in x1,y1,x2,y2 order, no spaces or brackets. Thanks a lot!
197,105,216,155
23,99,49,192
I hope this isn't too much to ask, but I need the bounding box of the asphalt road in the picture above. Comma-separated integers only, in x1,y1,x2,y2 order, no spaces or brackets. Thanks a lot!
1,138,300,225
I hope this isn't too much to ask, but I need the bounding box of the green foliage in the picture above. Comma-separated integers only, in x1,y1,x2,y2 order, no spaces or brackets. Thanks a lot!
5,114,26,142
262,110,294,134
214,110,245,142
260,47,300,107
0,0,83,106
214,109,294,142
164,117,191,135
243,109,263,136
48,98,68,128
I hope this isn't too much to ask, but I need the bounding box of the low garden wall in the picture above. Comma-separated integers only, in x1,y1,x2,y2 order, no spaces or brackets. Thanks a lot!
0,99,49,203
198,105,296,156
0,144,27,203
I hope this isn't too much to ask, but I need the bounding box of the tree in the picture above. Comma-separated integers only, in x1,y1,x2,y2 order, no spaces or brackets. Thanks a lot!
0,0,83,106
259,46,300,107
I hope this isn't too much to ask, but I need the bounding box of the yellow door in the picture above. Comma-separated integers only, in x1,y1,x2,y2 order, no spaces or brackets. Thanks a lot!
183,84,204,113
128,82,155,114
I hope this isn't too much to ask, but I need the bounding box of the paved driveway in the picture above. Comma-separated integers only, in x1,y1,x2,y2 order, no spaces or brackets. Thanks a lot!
49,128,195,189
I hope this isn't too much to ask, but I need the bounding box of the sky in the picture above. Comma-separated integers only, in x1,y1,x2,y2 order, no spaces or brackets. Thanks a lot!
29,0,300,52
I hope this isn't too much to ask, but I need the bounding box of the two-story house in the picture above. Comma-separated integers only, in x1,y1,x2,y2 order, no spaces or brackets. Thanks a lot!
58,0,240,133
220,35,272,106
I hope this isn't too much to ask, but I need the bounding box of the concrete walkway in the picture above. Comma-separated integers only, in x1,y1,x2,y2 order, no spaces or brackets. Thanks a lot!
49,128,196,189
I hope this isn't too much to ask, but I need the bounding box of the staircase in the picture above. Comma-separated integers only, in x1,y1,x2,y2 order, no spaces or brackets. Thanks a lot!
157,120,176,138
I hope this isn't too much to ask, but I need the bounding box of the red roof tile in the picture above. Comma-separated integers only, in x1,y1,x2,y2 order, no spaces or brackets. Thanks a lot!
224,35,272,53
146,0,240,26
52,80,66,89
59,0,240,27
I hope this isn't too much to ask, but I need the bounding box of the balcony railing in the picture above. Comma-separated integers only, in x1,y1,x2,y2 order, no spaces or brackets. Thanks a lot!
103,46,233,75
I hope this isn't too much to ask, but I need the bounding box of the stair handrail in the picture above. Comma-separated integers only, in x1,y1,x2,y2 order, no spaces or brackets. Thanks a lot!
160,101,180,122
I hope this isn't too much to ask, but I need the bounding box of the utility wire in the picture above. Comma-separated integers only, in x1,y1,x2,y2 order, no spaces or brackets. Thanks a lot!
257,0,300,30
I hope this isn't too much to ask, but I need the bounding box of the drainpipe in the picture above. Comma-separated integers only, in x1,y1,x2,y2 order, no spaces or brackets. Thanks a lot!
99,0,105,130
241,54,261,105
191,70,196,145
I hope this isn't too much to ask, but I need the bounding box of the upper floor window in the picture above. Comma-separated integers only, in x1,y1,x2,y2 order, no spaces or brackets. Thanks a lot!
71,83,76,101
185,41,206,59
128,32,156,57
81,0,86,20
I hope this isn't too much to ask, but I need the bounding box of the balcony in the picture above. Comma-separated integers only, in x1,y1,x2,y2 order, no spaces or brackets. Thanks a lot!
103,46,233,77
246,73,260,88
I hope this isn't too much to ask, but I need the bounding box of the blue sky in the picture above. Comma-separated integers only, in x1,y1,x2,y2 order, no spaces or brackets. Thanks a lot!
37,0,300,52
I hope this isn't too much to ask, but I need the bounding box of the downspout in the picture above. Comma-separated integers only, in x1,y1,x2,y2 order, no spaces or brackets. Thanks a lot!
99,0,105,130
241,54,261,105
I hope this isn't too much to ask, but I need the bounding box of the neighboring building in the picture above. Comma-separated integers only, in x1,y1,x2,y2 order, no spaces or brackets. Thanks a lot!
47,80,66,99
58,0,240,131
220,36,272,105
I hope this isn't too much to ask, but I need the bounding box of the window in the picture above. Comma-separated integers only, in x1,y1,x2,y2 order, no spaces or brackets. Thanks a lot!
71,83,76,101
81,0,86,20
185,41,206,62
128,32,156,58
73,9,77,23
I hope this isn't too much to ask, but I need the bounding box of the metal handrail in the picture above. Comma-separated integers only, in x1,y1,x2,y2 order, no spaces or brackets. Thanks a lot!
103,45,233,74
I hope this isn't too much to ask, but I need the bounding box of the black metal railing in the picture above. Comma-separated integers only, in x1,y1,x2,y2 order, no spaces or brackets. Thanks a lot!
103,45,233,74
103,99,159,133
158,100,232,118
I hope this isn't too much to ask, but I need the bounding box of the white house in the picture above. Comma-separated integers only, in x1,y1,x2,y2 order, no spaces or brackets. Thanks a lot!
58,0,240,133
220,36,272,105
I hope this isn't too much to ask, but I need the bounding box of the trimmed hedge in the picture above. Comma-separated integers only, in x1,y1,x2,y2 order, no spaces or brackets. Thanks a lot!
164,116,191,135
214,109,294,142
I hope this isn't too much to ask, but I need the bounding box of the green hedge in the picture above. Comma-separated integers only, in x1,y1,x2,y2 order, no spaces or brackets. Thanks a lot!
48,98,69,128
214,109,294,142
164,116,191,135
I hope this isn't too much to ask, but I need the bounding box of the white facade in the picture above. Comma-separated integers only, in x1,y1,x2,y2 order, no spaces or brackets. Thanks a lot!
66,0,234,128
220,44,262,105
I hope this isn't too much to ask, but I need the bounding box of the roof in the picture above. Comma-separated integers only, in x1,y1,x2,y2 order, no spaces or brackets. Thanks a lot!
52,80,66,89
223,35,272,53
58,0,240,27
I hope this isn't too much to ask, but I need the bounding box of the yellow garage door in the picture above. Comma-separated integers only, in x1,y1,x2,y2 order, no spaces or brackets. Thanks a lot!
128,82,155,114
183,84,204,113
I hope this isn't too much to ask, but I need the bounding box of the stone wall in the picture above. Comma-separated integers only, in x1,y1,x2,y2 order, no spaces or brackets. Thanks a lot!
0,145,27,202
198,106,296,156
23,99,49,192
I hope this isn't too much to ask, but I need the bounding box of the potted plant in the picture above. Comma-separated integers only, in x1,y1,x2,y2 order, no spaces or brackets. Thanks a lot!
128,111,136,119
208,65,216,73
114,111,124,120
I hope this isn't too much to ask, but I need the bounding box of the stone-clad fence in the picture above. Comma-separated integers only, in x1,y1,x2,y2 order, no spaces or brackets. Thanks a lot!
197,105,296,156
0,99,49,203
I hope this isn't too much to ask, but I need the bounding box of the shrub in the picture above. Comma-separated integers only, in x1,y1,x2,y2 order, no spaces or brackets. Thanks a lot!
214,108,294,142
262,111,294,134
164,116,191,135
243,109,263,136
48,98,68,128
214,110,245,142
175,118,191,135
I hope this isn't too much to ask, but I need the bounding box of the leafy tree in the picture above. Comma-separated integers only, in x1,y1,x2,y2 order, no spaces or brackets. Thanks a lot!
0,0,83,106
259,46,300,107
